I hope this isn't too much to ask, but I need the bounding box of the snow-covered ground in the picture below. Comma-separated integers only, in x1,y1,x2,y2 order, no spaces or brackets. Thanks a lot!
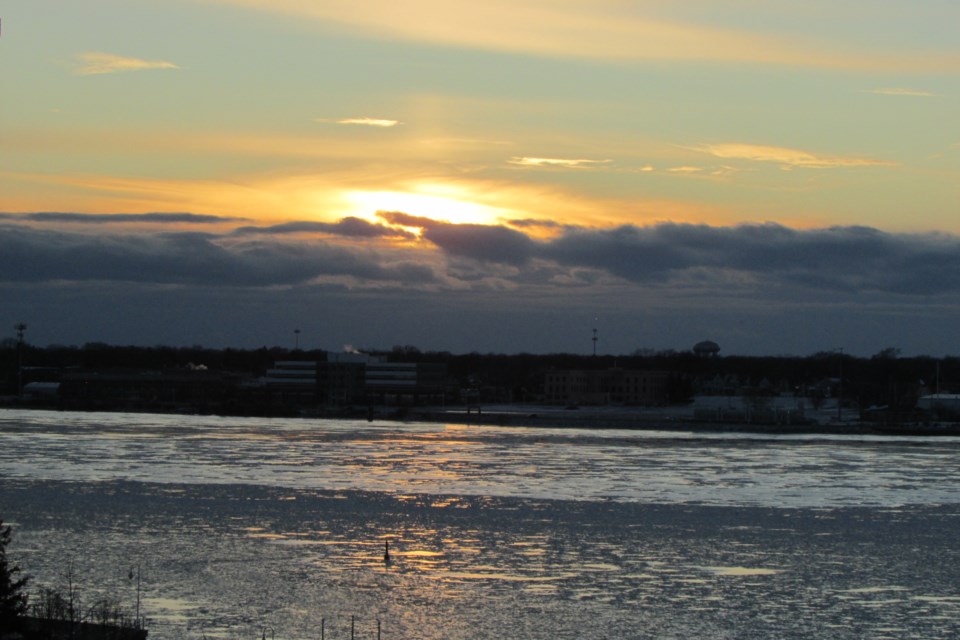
437,394,851,426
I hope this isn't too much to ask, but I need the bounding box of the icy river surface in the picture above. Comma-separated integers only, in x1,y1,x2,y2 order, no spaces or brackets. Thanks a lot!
1,409,960,639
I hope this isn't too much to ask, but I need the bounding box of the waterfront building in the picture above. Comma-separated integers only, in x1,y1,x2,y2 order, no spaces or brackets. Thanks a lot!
262,355,448,407
543,368,671,406
365,361,447,405
58,368,240,412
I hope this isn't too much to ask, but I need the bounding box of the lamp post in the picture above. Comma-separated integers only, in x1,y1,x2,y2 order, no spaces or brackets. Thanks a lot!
128,565,141,627
836,347,844,422
14,323,26,397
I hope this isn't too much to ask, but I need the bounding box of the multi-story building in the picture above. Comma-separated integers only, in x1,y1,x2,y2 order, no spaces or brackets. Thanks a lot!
543,368,671,406
365,362,447,405
263,355,448,407
317,352,371,405
58,368,240,412
262,360,320,405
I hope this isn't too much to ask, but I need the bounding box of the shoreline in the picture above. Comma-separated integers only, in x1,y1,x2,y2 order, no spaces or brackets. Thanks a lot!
401,407,960,436
3,400,959,437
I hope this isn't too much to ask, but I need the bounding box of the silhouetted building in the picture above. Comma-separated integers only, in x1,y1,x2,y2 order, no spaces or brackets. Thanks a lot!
262,360,321,405
365,362,447,405
319,352,374,405
543,369,670,406
59,368,239,412
260,355,448,407
23,381,60,404
917,393,960,417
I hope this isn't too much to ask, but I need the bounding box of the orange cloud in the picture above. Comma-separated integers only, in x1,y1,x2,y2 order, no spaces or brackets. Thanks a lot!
202,0,960,71
317,117,402,127
73,52,179,75
694,143,896,169
508,157,612,169
865,87,935,97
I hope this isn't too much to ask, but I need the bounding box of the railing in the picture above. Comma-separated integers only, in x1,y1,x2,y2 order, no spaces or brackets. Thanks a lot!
262,615,383,640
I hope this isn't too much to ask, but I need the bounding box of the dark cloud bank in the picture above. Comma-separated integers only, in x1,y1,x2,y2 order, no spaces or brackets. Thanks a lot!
3,212,960,356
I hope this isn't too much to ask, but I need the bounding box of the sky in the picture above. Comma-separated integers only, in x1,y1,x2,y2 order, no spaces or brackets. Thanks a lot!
2,0,959,357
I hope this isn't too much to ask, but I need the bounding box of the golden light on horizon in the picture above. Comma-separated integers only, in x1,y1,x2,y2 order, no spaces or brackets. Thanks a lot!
344,184,514,227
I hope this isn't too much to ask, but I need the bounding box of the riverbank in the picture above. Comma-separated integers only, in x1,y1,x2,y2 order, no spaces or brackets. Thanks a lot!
406,406,858,433
3,396,958,436
354,396,960,436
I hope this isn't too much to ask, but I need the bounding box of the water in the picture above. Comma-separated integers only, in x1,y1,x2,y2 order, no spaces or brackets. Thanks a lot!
1,409,959,639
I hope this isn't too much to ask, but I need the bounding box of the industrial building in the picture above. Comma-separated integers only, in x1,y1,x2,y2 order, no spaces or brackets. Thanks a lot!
543,368,671,406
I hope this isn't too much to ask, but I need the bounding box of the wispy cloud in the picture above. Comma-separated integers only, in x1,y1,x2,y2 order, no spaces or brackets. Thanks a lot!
317,117,401,127
203,0,959,72
421,138,512,148
509,157,611,169
694,143,895,169
866,87,935,97
73,52,179,75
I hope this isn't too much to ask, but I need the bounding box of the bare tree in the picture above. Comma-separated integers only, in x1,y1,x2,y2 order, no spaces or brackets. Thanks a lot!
0,520,29,632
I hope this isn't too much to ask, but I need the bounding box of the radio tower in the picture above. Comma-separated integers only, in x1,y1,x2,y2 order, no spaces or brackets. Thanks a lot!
15,323,26,396
592,316,598,357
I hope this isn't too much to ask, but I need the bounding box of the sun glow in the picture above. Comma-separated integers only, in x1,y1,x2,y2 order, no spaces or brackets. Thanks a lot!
345,185,511,226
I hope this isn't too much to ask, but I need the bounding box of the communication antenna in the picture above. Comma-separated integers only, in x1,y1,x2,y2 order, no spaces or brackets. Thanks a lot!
592,316,598,357
15,323,26,397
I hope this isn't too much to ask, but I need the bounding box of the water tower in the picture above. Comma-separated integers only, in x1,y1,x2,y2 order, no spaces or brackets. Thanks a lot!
693,340,721,357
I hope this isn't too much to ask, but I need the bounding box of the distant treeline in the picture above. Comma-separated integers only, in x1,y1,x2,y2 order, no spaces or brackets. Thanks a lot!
0,341,955,411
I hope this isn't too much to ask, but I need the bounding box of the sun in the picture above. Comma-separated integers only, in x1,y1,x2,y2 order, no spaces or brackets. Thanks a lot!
344,183,511,226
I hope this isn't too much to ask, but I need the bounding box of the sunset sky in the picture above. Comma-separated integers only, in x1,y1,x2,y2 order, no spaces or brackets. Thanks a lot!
2,1,959,356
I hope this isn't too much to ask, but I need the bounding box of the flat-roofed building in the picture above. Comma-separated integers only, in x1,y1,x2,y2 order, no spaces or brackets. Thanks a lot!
365,362,447,405
318,352,377,405
263,360,320,405
543,368,671,406
59,368,240,412
263,355,447,407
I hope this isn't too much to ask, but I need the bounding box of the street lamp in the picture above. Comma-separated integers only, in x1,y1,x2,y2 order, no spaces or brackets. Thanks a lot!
14,323,26,397
836,347,844,422
128,565,141,627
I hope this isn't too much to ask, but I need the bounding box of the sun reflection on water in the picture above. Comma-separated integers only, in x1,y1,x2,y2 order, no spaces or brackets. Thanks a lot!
4,411,960,638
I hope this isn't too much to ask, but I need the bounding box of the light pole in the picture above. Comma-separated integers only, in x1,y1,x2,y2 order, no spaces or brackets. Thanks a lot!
294,329,301,350
591,315,598,357
128,565,141,627
15,323,26,397
836,347,844,422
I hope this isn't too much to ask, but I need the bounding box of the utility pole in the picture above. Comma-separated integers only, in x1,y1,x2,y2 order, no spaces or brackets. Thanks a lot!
592,315,598,357
15,323,26,397
128,564,141,628
836,347,843,422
